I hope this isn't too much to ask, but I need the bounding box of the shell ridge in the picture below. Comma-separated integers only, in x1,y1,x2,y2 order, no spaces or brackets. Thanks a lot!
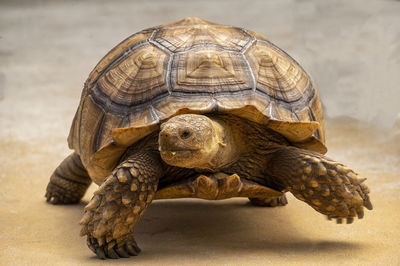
147,37,175,96
149,28,158,42
291,111,300,122
166,53,175,95
239,29,256,53
93,112,106,152
241,53,257,92
149,105,161,125
149,30,175,54
172,43,243,54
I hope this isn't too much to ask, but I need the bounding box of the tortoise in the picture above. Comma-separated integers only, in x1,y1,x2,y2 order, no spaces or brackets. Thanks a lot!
45,17,373,259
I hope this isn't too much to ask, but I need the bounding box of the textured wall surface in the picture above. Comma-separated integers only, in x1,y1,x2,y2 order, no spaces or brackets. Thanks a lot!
0,0,399,265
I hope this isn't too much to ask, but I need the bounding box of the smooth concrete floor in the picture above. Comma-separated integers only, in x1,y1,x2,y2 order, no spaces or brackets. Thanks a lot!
1,1,399,265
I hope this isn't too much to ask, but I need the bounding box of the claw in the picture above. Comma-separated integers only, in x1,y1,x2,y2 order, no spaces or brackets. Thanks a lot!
87,238,96,253
105,247,119,259
281,196,288,205
346,217,354,224
50,196,57,204
126,244,140,256
80,226,88,237
79,212,91,225
115,246,130,258
357,208,364,219
96,247,106,260
336,218,343,224
133,245,141,254
364,198,373,210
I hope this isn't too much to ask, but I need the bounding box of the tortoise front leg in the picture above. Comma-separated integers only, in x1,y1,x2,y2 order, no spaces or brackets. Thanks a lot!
45,152,92,204
79,150,163,259
265,146,373,223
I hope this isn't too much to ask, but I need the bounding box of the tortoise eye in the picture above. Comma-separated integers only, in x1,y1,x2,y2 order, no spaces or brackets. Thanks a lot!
180,130,191,139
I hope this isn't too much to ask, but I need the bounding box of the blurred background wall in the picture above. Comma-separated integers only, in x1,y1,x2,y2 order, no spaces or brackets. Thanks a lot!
1,0,399,139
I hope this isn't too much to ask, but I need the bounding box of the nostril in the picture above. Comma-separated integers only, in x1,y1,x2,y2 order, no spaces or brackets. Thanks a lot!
160,132,169,139
180,130,191,139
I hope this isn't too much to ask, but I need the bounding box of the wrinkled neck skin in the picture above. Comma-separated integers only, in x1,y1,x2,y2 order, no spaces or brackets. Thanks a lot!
158,114,243,172
201,117,241,171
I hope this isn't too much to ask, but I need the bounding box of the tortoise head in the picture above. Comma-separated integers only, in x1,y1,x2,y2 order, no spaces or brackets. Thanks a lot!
158,114,228,171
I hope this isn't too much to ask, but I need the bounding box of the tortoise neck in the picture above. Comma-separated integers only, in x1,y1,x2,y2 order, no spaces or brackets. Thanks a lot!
195,116,243,172
204,114,291,170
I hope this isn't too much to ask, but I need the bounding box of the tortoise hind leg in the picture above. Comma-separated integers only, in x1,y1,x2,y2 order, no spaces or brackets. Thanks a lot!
45,152,92,204
249,195,288,207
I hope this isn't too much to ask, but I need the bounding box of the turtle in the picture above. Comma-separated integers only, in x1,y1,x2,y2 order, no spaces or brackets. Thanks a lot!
45,17,373,259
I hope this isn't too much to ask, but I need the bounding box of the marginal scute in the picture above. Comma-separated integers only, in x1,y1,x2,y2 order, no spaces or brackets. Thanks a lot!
75,96,104,168
267,119,319,143
309,91,325,143
97,113,124,153
110,124,159,146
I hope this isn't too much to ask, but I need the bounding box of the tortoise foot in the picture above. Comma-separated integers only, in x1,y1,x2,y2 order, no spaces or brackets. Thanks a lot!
45,153,91,204
249,194,288,207
276,149,373,223
293,165,372,224
87,235,141,259
45,182,83,204
266,147,373,223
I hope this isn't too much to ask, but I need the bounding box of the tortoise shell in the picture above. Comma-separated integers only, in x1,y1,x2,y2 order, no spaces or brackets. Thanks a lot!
68,17,326,185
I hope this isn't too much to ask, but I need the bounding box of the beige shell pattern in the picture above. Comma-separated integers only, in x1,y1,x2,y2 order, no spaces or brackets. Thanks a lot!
68,17,326,184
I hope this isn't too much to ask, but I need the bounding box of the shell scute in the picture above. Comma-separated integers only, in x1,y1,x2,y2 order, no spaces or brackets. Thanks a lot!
96,44,170,107
170,47,252,93
245,41,313,105
87,31,153,86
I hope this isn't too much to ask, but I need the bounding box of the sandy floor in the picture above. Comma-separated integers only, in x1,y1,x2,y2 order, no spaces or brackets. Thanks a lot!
1,1,400,265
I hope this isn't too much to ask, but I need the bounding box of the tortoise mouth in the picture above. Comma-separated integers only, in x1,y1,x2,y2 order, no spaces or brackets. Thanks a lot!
159,148,201,166
158,142,200,153
159,147,199,156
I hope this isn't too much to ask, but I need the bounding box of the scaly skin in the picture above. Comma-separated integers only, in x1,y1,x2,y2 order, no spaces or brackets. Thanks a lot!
79,150,163,259
45,152,92,204
249,195,288,207
266,146,373,224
